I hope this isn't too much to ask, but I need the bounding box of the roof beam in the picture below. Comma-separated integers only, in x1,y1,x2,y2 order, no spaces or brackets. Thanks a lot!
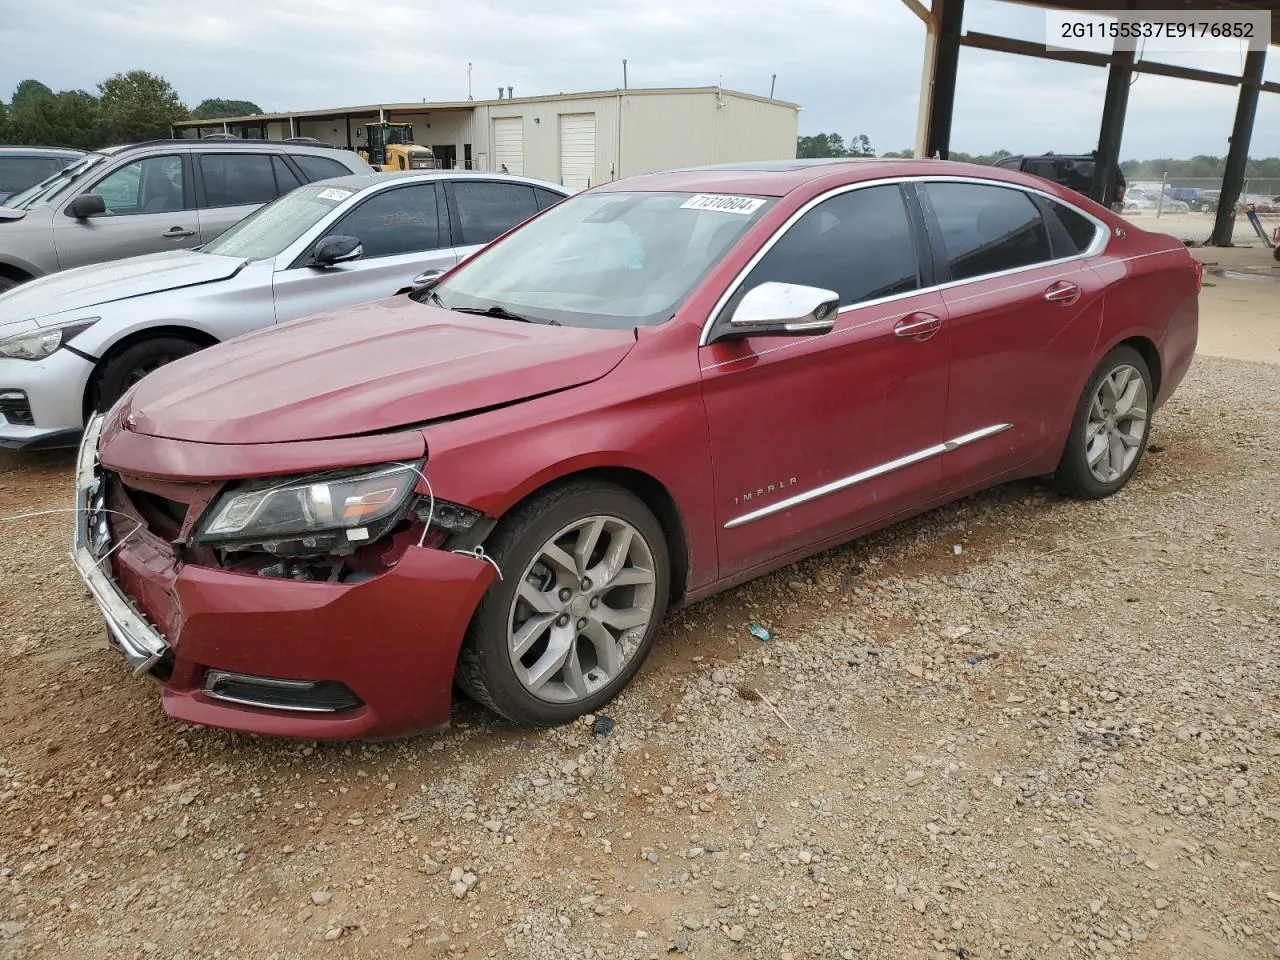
962,30,1269,87
898,0,932,23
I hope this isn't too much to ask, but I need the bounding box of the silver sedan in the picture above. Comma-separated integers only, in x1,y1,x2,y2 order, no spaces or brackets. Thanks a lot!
0,171,570,449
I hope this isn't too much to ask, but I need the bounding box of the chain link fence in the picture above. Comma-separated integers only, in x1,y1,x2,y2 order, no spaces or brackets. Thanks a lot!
1119,176,1279,246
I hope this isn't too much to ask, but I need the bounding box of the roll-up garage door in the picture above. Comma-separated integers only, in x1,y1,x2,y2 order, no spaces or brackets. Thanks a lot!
492,117,523,175
558,113,596,191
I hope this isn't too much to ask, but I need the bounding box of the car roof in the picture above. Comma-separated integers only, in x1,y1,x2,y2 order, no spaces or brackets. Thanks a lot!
0,146,87,159
313,170,573,194
593,158,1070,199
99,139,357,155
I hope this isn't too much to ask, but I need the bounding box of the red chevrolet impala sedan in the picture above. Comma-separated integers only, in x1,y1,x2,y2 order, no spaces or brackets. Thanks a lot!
71,158,1200,739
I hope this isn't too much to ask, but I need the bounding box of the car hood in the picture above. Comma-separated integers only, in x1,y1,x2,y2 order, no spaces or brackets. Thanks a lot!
118,297,638,445
0,250,246,327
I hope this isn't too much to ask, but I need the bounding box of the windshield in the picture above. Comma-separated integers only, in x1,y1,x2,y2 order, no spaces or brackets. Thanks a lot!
429,190,776,328
1,154,108,210
201,182,358,261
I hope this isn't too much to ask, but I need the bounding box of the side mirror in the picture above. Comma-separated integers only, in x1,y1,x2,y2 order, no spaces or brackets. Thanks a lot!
411,268,444,289
67,193,107,220
311,235,363,267
720,281,839,340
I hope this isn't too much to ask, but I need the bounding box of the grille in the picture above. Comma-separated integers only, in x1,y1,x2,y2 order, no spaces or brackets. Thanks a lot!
0,390,34,426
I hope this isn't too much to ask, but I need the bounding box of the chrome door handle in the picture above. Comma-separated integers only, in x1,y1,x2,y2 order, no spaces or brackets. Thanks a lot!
162,227,196,239
893,314,941,340
1044,281,1080,304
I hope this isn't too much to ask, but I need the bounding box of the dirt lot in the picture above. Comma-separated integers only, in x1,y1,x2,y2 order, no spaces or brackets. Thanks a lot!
1,273,1278,959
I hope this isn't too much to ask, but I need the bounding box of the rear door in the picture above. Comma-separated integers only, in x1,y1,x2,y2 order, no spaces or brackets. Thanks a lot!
51,152,200,269
444,179,544,263
270,181,455,323
918,180,1107,493
193,151,284,243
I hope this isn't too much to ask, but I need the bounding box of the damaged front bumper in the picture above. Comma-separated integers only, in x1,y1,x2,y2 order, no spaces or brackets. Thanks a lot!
71,413,169,677
70,413,500,740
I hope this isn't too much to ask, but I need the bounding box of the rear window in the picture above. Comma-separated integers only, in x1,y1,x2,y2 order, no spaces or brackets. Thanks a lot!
293,154,353,182
0,156,68,195
1046,199,1100,256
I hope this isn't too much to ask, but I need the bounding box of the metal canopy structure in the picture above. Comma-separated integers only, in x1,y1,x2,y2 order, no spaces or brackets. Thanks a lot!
904,0,1277,245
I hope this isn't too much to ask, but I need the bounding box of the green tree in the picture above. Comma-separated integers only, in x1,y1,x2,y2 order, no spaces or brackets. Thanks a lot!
97,70,188,143
191,98,263,120
796,133,876,159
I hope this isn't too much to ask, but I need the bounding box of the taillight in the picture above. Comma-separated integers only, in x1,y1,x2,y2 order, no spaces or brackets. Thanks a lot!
1192,258,1203,292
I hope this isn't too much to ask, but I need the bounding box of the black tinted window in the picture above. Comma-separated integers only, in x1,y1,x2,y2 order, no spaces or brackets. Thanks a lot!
454,181,540,245
1025,159,1058,180
736,185,919,308
1047,199,1099,255
293,154,352,183
200,153,278,207
329,184,439,257
926,183,1052,281
0,157,66,194
273,156,303,194
534,187,566,211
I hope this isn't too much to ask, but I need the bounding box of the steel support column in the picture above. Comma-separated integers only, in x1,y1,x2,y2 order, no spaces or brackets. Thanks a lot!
1090,45,1133,208
1211,48,1267,247
913,2,941,158
924,0,963,159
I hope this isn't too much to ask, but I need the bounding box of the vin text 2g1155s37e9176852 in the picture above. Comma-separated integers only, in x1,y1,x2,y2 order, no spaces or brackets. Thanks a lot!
70,158,1200,740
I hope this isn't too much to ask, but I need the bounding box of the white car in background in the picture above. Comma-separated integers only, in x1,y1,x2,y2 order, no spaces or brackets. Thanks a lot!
0,171,569,450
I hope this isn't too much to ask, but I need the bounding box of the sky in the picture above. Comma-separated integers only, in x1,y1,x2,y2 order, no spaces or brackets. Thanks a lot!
1,0,1278,161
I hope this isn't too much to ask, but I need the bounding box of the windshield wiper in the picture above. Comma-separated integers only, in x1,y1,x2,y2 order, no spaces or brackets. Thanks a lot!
451,304,560,326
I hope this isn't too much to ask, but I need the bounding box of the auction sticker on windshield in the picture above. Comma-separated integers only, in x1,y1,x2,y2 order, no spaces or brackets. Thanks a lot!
317,188,354,202
679,194,767,215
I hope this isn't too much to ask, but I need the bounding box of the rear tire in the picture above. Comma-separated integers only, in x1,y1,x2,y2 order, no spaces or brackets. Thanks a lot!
93,336,204,413
455,480,670,727
1053,346,1153,500
0,272,31,295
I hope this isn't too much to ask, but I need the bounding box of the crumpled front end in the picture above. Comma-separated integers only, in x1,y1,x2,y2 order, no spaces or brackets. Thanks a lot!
70,413,499,740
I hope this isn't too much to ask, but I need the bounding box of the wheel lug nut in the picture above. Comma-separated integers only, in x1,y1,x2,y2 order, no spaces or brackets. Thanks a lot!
558,588,572,602
581,578,592,590
589,597,599,609
556,613,570,627
577,618,587,630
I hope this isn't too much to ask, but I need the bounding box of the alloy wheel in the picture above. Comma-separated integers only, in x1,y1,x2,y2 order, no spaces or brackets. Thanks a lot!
507,515,657,704
1085,363,1148,484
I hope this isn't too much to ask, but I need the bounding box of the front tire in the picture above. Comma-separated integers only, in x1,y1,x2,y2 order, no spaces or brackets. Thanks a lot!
456,480,670,727
1053,345,1153,500
93,336,204,412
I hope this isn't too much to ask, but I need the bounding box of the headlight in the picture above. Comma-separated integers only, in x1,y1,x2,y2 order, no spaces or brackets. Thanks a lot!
196,462,421,553
0,318,98,361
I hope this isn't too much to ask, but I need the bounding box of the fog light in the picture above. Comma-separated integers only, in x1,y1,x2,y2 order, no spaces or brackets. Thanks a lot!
202,670,362,713
0,390,34,426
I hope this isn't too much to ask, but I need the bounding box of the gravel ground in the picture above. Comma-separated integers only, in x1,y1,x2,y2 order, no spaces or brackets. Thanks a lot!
0,354,1277,960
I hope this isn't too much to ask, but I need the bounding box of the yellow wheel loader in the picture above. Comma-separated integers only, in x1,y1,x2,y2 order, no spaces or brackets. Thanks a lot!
357,123,436,172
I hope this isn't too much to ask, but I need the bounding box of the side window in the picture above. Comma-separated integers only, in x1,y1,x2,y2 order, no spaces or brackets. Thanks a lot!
89,155,185,214
453,181,540,245
199,153,278,207
534,187,566,211
925,182,1053,281
732,185,920,311
1045,199,1100,256
0,157,65,195
1024,159,1058,180
993,158,1021,170
293,154,352,183
272,156,303,194
326,184,440,258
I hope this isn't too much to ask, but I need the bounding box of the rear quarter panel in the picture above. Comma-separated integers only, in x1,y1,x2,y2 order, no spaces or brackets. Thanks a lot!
1087,226,1199,406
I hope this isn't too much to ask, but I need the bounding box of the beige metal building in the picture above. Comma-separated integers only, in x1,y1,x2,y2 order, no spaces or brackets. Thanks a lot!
173,87,801,189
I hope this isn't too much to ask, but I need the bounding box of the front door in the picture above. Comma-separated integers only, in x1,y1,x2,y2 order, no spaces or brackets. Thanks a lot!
444,179,542,263
52,153,201,270
919,180,1107,493
699,183,952,579
271,181,457,323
